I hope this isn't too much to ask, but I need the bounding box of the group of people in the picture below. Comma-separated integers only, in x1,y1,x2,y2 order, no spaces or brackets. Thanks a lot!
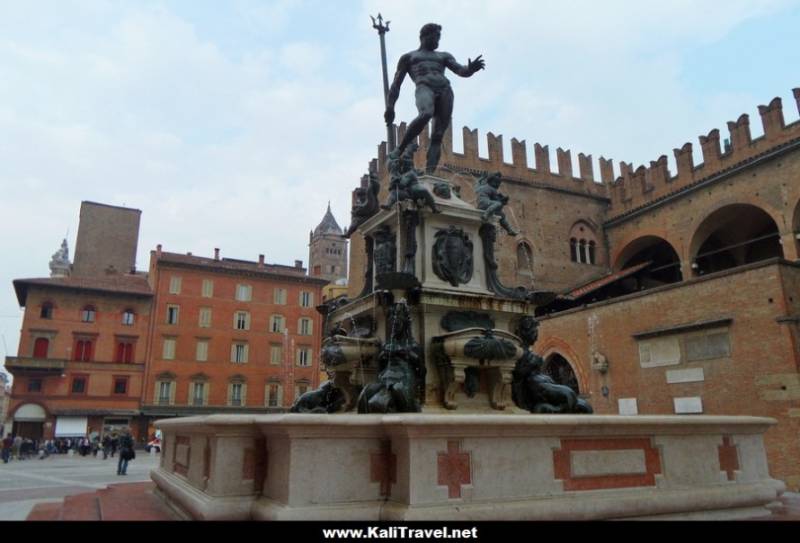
1,435,35,462
1,428,137,475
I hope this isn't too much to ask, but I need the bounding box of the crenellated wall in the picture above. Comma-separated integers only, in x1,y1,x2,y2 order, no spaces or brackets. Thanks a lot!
348,87,800,300
375,123,611,200
607,89,800,218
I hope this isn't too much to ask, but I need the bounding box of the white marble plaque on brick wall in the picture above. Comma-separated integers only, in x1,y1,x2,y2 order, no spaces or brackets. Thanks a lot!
618,398,639,415
666,367,705,384
638,336,681,368
673,396,703,414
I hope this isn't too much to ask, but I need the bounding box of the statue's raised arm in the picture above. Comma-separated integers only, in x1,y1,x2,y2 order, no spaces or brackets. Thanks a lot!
444,53,485,78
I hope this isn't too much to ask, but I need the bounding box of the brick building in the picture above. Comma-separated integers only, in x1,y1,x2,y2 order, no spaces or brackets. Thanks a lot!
140,246,327,431
5,202,153,443
5,201,327,444
347,88,800,489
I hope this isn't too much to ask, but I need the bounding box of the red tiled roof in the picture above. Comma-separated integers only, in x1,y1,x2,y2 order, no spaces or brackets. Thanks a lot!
563,261,652,300
156,251,326,284
13,274,152,306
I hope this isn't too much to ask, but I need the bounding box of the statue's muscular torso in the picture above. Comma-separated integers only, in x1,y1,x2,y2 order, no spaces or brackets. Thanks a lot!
401,50,456,92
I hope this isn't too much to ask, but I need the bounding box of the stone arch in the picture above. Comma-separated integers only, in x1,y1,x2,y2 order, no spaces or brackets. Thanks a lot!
792,198,800,260
612,235,683,290
535,336,589,395
10,402,48,420
543,353,581,394
516,238,534,276
689,203,783,276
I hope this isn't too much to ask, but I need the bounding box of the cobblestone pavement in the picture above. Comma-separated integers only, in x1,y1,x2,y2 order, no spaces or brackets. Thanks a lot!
0,450,160,520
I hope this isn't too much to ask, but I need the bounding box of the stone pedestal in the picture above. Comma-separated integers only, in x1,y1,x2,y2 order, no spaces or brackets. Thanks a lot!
152,414,785,520
326,175,539,413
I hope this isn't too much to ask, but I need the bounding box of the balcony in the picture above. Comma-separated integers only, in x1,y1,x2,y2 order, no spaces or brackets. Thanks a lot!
4,356,67,375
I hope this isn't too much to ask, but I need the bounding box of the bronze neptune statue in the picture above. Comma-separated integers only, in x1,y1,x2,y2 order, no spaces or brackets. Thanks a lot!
384,23,485,173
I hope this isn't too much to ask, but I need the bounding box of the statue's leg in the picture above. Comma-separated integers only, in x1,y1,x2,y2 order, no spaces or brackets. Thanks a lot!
427,87,454,173
397,85,435,153
498,212,519,236
482,202,502,221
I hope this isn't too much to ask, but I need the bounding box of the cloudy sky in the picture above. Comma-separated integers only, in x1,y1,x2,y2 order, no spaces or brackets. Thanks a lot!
1,0,799,372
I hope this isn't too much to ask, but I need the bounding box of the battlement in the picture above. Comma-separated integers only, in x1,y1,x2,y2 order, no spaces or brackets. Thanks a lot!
607,88,800,218
373,123,613,200
368,87,800,213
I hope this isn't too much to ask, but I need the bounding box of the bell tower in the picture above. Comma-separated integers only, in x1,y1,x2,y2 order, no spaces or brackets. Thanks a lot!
309,203,348,283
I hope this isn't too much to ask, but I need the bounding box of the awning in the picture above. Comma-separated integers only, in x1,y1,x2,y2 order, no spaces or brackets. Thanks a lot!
563,261,652,300
55,416,88,437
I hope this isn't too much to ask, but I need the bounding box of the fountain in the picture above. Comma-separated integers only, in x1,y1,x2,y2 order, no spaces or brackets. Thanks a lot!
151,21,785,520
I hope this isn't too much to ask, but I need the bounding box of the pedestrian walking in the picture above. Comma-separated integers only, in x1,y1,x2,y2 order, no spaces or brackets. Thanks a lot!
102,434,111,460
1,434,13,463
111,433,119,458
12,436,22,460
117,429,135,476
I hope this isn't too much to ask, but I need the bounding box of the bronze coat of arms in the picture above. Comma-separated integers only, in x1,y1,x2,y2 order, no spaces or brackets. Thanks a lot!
432,226,474,286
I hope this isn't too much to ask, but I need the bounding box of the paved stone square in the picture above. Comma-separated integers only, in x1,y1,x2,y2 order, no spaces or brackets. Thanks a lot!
0,450,160,520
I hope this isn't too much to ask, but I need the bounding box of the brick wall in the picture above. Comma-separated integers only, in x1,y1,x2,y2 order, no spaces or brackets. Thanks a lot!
537,260,800,489
73,201,142,277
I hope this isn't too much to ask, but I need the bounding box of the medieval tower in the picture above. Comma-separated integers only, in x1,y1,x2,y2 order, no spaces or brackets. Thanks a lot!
308,203,348,284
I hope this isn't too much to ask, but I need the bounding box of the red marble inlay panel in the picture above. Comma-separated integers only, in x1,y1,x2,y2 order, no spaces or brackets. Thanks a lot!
242,438,267,491
553,437,662,491
173,435,191,477
718,436,740,481
437,440,471,499
370,440,397,497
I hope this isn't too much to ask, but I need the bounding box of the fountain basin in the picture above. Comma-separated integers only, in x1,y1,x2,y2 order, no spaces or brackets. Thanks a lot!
151,413,783,520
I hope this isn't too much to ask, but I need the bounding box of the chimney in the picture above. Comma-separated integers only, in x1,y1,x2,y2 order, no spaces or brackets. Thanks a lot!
258,254,265,268
156,244,162,257
214,248,220,261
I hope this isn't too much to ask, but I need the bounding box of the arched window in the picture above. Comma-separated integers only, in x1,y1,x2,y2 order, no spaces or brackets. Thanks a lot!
569,221,600,265
81,305,96,323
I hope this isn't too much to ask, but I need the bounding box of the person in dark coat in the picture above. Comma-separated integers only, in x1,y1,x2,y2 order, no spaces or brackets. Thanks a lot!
2,435,13,463
110,433,119,458
102,434,111,460
117,429,135,476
